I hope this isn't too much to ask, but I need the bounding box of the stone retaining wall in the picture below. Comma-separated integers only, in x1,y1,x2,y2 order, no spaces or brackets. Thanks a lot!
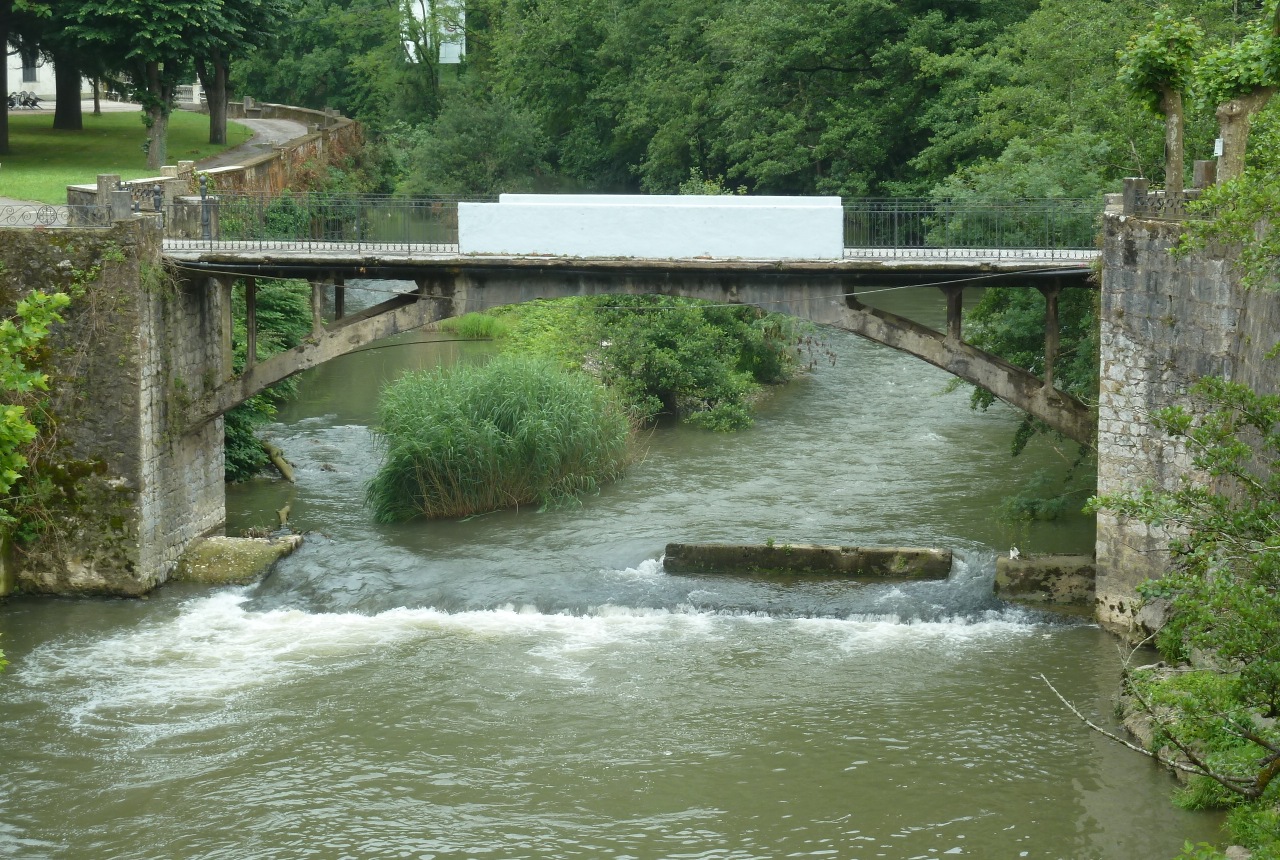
66,101,363,205
1097,212,1280,634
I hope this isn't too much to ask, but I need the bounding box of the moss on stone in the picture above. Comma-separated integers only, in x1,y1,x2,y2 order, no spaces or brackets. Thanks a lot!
173,535,302,585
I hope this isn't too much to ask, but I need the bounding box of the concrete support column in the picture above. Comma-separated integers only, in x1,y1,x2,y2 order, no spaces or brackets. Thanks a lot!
245,277,258,370
1039,284,1061,389
310,281,325,337
216,275,236,380
334,274,346,321
942,286,963,342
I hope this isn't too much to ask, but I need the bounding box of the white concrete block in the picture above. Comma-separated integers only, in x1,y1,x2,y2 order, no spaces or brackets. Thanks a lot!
460,195,845,260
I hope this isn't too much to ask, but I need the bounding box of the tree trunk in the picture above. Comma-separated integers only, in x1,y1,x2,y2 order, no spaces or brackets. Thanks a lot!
0,1,9,156
1216,87,1276,182
1160,86,1184,194
196,54,229,146
92,78,101,116
52,51,83,131
144,62,169,170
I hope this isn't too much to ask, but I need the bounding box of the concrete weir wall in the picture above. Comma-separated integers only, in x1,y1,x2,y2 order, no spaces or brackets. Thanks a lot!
459,194,845,259
1096,212,1280,633
0,220,227,595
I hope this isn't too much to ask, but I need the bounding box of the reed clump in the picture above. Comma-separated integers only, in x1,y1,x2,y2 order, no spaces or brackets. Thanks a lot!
366,354,635,522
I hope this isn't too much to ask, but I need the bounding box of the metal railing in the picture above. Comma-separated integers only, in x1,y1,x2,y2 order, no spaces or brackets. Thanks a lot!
841,198,1099,259
1121,179,1204,221
0,203,115,229
165,191,474,251
164,194,1103,256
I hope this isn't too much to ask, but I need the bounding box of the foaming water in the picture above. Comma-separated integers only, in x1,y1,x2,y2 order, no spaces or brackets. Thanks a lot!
2,577,1215,860
0,303,1221,859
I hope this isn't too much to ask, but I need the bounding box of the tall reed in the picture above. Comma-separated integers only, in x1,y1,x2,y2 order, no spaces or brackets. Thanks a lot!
366,355,635,522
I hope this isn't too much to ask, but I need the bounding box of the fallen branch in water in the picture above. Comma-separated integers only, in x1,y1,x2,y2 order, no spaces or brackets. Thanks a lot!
261,439,295,483
1038,673,1205,776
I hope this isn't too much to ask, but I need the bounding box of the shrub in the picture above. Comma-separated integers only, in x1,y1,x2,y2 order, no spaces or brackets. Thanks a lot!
438,313,511,340
366,355,634,522
491,295,812,430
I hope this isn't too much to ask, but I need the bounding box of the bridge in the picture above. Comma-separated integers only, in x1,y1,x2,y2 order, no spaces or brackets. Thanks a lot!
158,194,1098,444
0,193,1103,597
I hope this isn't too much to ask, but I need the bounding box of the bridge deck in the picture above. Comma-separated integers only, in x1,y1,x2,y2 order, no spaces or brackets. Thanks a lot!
163,242,1097,282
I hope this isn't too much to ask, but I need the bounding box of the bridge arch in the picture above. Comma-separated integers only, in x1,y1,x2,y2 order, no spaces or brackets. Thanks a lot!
180,260,1094,445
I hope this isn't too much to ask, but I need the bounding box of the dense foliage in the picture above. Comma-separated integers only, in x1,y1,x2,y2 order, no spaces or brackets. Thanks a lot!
224,0,1259,199
224,279,311,481
366,354,634,521
1089,376,1280,857
481,296,813,431
963,287,1100,452
0,290,69,506
1178,104,1280,291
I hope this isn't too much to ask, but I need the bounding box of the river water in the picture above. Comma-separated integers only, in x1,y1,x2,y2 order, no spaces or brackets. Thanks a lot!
0,285,1220,858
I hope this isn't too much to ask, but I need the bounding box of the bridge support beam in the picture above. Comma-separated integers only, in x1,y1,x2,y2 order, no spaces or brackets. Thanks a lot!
837,296,1093,445
189,266,1095,448
1039,285,1060,389
942,286,963,342
245,277,258,370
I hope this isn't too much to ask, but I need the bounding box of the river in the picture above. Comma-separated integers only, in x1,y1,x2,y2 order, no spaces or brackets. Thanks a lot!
0,285,1221,858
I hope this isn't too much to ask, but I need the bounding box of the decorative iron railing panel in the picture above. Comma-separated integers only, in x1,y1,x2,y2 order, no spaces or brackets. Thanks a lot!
0,204,115,228
1129,189,1203,220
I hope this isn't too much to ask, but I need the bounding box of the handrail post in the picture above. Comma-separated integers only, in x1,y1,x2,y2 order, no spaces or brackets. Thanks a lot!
199,174,211,241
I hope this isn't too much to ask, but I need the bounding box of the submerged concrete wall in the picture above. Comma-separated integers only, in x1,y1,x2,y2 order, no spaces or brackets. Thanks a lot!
0,219,228,595
1096,213,1280,633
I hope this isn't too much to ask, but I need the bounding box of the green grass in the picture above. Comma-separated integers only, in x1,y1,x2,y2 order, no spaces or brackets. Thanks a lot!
1,110,253,203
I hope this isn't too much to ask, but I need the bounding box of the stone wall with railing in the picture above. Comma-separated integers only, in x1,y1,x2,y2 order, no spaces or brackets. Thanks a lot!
65,99,363,207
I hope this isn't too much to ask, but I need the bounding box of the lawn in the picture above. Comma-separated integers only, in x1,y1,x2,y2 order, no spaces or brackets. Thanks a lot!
0,110,253,203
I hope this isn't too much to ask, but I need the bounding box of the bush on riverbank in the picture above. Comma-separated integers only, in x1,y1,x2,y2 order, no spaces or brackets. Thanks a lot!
366,355,635,522
1091,376,1280,860
476,296,817,431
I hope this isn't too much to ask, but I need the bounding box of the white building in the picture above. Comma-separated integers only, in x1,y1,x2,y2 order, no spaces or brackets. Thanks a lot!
5,51,56,100
403,0,465,65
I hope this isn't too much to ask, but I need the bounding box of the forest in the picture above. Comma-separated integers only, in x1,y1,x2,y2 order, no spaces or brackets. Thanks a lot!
229,0,1273,200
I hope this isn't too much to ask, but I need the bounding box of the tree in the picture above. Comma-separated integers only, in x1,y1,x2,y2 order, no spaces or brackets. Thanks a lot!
193,0,294,145
234,0,441,128
1118,9,1204,193
396,88,548,196
1195,3,1280,181
67,0,209,168
1,0,10,155
1176,104,1280,290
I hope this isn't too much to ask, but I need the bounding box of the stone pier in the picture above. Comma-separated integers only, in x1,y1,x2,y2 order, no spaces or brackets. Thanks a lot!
1096,210,1280,635
0,218,229,595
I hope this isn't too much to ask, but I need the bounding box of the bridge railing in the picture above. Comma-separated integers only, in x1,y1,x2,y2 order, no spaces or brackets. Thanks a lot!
161,193,1102,256
164,193,477,251
841,198,1099,258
